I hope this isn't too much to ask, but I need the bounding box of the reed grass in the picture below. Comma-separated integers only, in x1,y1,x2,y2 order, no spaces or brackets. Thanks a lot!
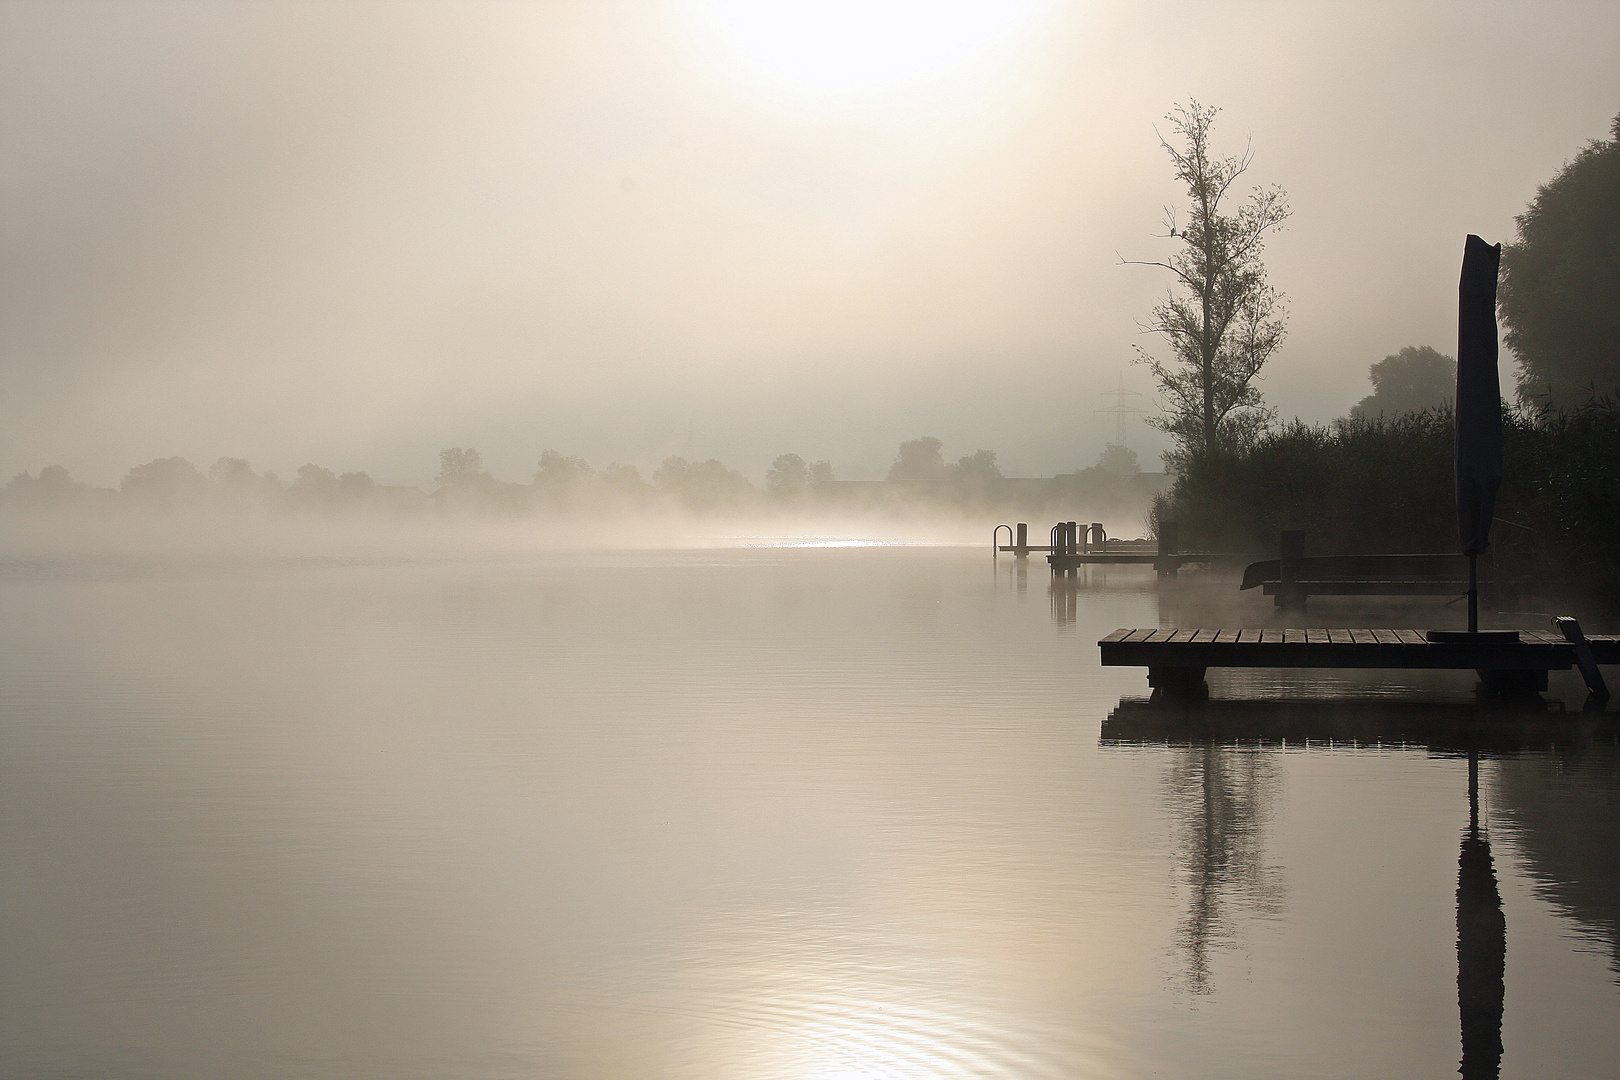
1154,399,1620,598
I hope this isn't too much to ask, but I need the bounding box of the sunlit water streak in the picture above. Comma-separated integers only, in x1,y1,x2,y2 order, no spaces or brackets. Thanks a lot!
2,546,1617,1079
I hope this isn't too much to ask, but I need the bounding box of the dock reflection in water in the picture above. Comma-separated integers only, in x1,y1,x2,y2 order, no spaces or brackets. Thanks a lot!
1105,695,1619,1080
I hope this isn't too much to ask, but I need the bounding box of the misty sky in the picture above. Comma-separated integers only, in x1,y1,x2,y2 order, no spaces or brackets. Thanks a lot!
2,0,1616,486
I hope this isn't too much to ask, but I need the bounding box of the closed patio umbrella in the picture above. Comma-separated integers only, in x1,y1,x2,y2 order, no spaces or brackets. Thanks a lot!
1455,234,1503,634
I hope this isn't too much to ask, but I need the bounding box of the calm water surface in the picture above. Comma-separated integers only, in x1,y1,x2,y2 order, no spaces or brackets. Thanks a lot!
3,545,1617,1079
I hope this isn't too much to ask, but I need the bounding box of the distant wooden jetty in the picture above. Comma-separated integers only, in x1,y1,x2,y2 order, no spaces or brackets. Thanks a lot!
996,520,1211,578
1099,623,1617,697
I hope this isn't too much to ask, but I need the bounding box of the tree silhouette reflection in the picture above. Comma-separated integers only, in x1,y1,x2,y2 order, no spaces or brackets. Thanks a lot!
1163,745,1283,992
1494,739,1620,980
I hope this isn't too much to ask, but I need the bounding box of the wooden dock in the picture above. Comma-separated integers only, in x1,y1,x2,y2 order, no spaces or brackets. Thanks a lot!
995,520,1230,577
1099,627,1620,695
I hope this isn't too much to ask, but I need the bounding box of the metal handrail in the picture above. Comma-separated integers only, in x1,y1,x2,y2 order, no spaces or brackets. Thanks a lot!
992,524,1013,562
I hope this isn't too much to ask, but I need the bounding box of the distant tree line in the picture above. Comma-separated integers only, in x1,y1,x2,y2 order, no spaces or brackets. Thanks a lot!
3,438,1165,520
864,436,1161,517
1,449,775,517
1,455,417,515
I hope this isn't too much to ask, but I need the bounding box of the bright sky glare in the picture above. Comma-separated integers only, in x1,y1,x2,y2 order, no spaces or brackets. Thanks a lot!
685,0,1051,104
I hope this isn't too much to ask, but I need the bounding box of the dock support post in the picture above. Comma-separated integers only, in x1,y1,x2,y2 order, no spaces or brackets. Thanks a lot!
1148,665,1207,696
1277,530,1305,611
1015,522,1028,559
1467,552,1479,634
1156,521,1179,580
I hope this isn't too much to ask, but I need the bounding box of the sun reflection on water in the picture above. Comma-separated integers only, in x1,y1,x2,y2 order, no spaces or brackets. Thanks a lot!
805,1063,910,1080
661,903,1129,1080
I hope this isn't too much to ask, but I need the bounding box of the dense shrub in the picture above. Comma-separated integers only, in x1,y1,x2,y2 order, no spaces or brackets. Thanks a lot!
1511,399,1620,589
1158,410,1455,554
1155,401,1620,597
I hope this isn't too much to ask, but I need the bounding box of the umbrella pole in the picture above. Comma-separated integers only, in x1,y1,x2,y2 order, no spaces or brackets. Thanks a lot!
1468,552,1479,634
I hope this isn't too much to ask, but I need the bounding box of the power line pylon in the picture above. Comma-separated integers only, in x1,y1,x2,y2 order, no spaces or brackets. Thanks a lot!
1095,372,1145,448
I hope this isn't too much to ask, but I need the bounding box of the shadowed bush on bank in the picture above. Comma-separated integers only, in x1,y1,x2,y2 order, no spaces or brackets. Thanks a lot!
1153,399,1620,599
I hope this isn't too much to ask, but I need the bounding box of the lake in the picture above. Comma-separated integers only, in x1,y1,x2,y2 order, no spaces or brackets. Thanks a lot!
3,543,1617,1079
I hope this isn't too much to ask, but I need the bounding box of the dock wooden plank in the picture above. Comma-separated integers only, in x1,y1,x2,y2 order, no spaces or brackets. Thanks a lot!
1098,625,1584,684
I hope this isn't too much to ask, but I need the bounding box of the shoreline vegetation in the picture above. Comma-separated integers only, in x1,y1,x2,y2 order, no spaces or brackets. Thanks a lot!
1151,396,1620,604
1131,110,1620,609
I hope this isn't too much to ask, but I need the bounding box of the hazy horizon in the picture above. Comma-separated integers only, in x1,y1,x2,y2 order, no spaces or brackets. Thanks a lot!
3,0,1616,487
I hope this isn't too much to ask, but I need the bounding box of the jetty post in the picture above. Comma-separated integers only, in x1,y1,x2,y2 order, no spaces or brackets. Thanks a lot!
1155,520,1179,580
1277,530,1305,611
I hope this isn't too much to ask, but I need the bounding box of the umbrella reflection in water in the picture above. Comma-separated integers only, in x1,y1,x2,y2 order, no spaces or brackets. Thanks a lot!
1457,749,1505,1080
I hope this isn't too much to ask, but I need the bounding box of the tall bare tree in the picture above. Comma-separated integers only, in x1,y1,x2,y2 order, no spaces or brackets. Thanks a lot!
1129,102,1290,459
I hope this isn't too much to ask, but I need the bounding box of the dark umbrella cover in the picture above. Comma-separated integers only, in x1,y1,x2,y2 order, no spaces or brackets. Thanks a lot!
1456,235,1504,556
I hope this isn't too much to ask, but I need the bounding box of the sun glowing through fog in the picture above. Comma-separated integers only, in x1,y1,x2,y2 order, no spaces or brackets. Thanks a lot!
687,0,1049,104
